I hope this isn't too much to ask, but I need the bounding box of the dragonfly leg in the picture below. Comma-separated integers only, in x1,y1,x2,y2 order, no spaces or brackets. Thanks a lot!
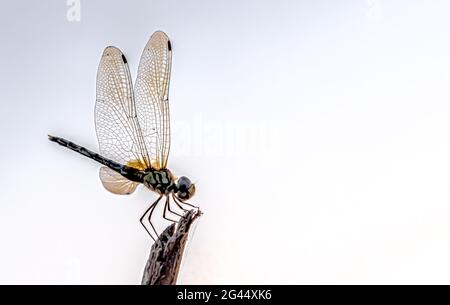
171,193,189,212
146,195,164,240
140,196,162,240
162,195,181,222
172,193,199,212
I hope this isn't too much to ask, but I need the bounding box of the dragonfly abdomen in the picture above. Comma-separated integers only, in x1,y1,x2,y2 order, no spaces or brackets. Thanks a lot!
48,135,145,183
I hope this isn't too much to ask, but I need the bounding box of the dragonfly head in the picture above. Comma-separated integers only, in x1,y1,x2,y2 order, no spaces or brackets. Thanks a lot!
175,176,196,200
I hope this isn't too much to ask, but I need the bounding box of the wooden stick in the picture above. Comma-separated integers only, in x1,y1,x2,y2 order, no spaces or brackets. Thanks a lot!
141,209,202,285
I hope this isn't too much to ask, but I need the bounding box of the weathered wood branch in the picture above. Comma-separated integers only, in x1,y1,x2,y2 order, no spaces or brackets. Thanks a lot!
141,209,202,285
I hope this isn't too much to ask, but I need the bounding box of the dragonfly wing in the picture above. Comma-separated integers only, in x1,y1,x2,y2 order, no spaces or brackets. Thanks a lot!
134,31,172,170
95,46,151,191
95,46,151,169
99,166,139,195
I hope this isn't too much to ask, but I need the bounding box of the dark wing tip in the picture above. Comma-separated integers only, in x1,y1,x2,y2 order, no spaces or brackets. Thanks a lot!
167,40,172,51
102,46,124,58
48,134,56,141
121,54,128,64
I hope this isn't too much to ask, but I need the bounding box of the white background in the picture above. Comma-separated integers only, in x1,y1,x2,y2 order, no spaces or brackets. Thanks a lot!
1,0,450,284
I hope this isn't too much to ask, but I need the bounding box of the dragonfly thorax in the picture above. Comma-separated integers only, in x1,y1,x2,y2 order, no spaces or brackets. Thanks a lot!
143,169,175,195
142,170,196,200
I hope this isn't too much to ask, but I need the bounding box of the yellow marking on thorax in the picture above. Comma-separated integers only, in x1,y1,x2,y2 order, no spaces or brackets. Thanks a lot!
126,159,162,170
126,159,147,170
151,160,161,170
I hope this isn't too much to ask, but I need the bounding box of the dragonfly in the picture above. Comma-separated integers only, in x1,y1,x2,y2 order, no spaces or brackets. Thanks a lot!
49,31,197,240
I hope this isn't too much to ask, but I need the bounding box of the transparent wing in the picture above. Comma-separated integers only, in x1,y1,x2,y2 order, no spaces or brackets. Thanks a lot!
99,167,139,195
95,46,151,169
134,31,172,170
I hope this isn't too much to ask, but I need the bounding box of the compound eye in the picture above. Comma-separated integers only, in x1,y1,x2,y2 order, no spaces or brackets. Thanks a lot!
177,176,191,191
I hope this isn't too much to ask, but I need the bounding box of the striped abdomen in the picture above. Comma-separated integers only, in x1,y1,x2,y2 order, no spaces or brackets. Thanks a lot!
48,135,145,183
